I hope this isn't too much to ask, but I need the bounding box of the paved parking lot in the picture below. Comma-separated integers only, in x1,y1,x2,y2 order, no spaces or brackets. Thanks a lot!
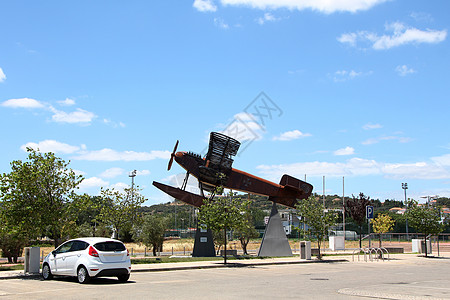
0,254,449,299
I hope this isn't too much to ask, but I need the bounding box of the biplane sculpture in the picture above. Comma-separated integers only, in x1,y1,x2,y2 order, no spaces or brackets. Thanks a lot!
153,132,313,208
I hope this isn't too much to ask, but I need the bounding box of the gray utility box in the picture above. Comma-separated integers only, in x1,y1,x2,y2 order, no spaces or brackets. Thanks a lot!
329,236,345,250
24,247,41,274
411,239,432,254
300,241,311,260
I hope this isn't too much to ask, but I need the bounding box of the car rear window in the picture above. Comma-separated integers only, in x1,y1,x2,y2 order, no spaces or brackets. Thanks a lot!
94,241,126,252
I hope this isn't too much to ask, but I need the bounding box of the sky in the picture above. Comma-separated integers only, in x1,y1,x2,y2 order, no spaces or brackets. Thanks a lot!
1,0,449,206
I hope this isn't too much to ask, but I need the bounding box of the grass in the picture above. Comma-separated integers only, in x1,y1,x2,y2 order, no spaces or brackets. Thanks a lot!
0,264,24,271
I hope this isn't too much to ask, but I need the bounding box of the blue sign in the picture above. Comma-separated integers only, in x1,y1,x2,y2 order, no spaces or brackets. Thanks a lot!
366,206,374,219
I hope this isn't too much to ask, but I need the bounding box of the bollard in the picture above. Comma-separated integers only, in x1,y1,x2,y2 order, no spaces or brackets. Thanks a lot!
144,247,147,257
131,248,134,256
172,247,173,255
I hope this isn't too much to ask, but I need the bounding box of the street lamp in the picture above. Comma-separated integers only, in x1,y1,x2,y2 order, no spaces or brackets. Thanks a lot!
420,195,438,208
402,183,409,240
129,170,137,200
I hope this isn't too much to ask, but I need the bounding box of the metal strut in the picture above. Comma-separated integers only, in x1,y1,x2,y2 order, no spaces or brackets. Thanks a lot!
181,171,190,191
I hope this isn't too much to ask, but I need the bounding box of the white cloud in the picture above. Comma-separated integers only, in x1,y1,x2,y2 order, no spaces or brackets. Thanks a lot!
257,157,381,179
50,107,97,124
338,22,447,50
396,65,416,76
137,170,151,176
256,13,280,25
362,136,412,145
221,112,264,142
382,162,450,180
108,182,129,191
0,67,6,82
334,146,355,156
193,0,217,12
273,129,311,141
431,154,450,167
100,167,125,178
214,17,229,29
363,123,382,130
74,149,171,161
21,140,81,154
103,118,126,128
333,69,370,82
1,98,45,109
57,98,76,106
79,177,109,189
337,33,357,46
257,157,450,181
221,0,388,14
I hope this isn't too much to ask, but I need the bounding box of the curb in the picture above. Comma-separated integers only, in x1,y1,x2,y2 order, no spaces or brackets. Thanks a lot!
0,273,41,280
0,258,349,280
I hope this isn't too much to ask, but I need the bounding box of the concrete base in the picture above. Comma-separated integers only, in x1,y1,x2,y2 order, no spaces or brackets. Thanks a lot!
258,203,293,257
192,226,216,257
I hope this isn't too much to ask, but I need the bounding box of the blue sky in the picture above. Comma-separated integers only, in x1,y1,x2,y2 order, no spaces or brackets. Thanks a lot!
1,0,449,205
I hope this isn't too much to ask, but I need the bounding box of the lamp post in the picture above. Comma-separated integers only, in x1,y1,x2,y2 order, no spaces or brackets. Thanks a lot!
420,195,438,208
129,170,137,200
402,183,409,240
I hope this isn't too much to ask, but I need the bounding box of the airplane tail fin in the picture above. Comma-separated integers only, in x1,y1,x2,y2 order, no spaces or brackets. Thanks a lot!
279,174,313,198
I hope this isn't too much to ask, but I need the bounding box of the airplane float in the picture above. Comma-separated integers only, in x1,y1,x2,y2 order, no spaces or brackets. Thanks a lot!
153,132,313,208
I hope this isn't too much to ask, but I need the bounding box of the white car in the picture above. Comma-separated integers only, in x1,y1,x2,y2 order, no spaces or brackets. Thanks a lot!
42,237,131,283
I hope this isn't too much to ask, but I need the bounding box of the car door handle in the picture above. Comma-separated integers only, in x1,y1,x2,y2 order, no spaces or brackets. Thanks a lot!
77,254,81,257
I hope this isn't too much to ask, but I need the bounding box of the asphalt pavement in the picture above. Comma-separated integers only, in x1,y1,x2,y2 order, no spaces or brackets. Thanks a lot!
1,253,449,299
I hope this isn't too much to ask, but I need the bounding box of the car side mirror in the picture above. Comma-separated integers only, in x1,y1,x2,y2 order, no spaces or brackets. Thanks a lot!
52,250,56,257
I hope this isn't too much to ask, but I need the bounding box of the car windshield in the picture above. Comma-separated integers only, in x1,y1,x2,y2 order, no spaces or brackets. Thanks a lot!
94,241,126,252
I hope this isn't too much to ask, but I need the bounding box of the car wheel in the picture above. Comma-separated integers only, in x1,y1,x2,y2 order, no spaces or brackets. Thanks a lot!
42,264,53,280
117,274,130,282
77,266,90,284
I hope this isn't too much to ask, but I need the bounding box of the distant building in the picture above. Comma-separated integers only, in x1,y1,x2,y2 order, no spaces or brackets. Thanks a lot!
389,207,406,214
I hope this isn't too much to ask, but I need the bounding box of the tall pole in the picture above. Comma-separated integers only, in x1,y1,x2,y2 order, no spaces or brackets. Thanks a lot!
343,176,345,240
127,170,137,240
129,170,137,200
402,183,409,240
322,176,325,208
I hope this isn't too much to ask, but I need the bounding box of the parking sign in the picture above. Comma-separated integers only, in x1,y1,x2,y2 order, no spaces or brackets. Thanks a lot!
366,206,374,219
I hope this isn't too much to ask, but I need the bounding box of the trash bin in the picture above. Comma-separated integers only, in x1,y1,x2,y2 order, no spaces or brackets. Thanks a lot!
300,241,311,260
412,239,432,254
24,247,40,274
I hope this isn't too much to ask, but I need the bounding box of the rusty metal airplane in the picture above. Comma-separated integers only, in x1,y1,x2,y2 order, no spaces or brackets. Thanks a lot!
153,132,313,208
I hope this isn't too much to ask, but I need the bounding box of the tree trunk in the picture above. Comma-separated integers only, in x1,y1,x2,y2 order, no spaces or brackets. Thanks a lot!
240,237,249,255
424,236,428,257
317,240,322,260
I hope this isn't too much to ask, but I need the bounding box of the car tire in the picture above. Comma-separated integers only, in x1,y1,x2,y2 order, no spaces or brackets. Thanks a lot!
117,274,130,282
77,266,90,284
42,263,53,280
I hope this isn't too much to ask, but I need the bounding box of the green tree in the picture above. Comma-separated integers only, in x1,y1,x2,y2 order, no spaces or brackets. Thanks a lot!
99,187,146,240
372,214,395,247
69,194,112,237
407,201,444,257
346,193,372,248
133,214,168,256
198,192,249,264
296,196,338,259
0,148,83,256
234,203,260,255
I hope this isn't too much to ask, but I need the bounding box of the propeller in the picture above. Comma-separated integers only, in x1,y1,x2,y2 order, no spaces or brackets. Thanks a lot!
167,140,179,171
